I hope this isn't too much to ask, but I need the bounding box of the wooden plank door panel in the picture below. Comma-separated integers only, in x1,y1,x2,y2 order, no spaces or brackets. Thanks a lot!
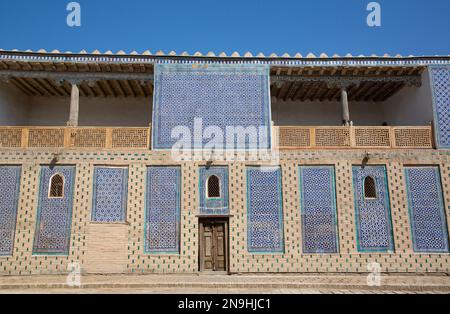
200,220,228,272
203,224,214,271
214,224,226,271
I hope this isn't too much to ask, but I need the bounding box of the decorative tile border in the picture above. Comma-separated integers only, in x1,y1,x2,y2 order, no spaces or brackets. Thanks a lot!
1,52,450,67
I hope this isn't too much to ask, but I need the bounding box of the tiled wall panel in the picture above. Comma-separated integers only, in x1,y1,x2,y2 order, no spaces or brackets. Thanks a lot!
145,167,181,254
405,166,449,253
0,166,21,256
299,166,339,254
92,167,128,223
429,66,450,149
352,166,394,252
246,166,284,253
33,166,76,255
152,64,271,150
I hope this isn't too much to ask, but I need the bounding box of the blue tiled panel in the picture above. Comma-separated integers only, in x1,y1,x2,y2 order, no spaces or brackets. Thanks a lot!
299,166,338,254
405,167,449,253
0,166,21,256
33,166,75,255
246,167,284,253
145,167,181,254
429,66,450,149
199,167,229,215
92,167,128,223
152,64,272,150
352,166,394,252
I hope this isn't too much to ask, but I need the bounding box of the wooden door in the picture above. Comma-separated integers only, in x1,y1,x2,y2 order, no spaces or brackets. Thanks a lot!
200,220,228,272
202,223,215,270
214,223,226,270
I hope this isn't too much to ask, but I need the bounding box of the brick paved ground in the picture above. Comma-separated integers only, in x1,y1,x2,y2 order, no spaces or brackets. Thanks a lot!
0,273,449,294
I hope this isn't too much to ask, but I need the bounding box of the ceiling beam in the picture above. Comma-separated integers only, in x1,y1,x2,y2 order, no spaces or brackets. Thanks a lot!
22,78,48,96
10,79,33,95
99,80,114,97
350,82,372,101
283,82,298,101
380,83,404,101
0,69,154,84
271,74,422,87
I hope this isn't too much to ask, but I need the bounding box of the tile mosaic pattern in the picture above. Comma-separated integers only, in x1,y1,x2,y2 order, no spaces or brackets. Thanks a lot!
429,66,450,149
0,166,21,256
152,64,272,150
299,166,339,254
246,167,284,253
199,166,229,215
405,166,449,253
92,167,128,223
33,166,75,255
353,166,394,252
145,167,181,254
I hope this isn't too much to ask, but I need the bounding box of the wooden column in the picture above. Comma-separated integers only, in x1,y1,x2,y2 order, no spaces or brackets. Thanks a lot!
341,88,350,126
67,84,79,127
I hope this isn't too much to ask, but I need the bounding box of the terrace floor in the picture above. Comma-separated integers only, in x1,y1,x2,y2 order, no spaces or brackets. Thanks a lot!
1,273,449,294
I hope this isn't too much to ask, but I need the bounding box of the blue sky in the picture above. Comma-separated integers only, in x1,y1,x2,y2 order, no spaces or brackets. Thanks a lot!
0,0,449,56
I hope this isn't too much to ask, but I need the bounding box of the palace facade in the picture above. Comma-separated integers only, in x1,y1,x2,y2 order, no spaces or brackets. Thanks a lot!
0,49,449,275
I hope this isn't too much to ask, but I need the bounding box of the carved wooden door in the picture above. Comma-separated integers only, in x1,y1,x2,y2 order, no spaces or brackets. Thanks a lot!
200,220,227,272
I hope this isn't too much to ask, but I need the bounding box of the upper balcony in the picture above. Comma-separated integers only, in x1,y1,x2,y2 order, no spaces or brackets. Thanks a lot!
0,126,151,150
0,125,433,150
0,52,438,151
271,65,435,150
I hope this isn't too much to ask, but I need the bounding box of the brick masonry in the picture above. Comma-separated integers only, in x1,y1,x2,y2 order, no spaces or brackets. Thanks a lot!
0,149,449,276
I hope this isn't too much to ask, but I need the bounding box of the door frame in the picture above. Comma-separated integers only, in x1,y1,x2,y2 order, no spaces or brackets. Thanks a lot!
198,217,230,273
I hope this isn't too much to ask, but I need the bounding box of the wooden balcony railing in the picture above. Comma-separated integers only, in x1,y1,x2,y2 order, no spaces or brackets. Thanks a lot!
276,126,434,149
0,127,151,150
0,125,434,150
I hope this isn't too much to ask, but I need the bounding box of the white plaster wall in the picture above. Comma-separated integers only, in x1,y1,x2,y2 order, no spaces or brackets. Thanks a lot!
273,71,434,127
272,98,387,126
27,97,152,126
0,82,30,125
382,69,434,126
1,73,433,128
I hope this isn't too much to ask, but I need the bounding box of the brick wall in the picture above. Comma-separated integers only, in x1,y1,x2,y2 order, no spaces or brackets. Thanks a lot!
0,149,449,275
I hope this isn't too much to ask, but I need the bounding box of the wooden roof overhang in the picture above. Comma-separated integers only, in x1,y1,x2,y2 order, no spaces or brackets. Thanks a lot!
0,50,436,100
270,66,424,102
0,59,154,97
